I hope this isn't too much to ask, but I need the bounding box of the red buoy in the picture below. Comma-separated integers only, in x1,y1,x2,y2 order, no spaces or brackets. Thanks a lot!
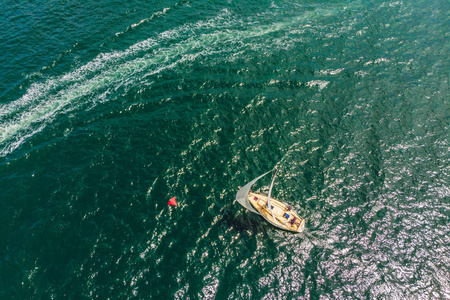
168,197,177,206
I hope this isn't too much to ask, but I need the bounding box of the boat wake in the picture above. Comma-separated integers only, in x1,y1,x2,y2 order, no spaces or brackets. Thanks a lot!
0,2,355,157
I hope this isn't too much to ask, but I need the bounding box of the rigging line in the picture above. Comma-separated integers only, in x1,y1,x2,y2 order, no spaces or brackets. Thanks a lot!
280,141,302,164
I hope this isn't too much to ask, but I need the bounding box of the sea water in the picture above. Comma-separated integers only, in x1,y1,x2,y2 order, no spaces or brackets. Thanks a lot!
0,0,449,298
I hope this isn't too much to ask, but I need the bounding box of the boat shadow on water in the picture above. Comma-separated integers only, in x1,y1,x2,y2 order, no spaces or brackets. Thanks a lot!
229,210,270,234
218,206,267,234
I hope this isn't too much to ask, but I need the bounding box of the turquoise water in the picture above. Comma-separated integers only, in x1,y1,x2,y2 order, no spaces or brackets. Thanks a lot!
1,0,449,298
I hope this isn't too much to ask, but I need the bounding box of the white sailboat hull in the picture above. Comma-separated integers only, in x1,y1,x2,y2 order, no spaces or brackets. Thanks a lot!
248,192,304,233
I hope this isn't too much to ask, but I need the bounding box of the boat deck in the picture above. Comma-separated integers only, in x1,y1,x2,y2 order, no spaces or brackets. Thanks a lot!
248,192,305,232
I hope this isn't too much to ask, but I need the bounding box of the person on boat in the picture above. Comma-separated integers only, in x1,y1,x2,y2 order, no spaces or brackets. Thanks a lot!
290,216,297,226
284,213,290,219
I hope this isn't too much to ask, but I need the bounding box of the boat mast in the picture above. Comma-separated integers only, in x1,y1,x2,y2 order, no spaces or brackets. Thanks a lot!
267,168,278,222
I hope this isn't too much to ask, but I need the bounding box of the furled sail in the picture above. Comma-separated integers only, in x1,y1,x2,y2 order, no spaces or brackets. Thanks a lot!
235,170,272,214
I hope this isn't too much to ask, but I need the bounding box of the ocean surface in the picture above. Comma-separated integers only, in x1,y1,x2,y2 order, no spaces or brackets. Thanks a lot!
1,0,449,298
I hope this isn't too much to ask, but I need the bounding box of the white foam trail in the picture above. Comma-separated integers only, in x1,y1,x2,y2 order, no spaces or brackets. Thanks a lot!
1,4,353,156
0,11,231,156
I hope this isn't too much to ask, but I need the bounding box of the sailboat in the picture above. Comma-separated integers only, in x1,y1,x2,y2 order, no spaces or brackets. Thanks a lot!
235,168,305,233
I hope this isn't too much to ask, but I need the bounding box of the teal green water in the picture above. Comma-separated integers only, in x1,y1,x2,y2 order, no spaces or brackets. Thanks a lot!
1,0,449,298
